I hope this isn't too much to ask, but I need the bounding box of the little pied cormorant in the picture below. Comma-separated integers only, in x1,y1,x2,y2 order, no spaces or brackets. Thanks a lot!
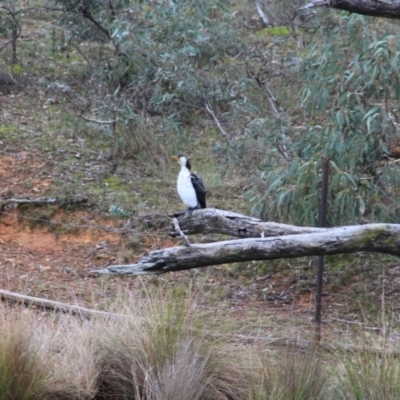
172,155,207,210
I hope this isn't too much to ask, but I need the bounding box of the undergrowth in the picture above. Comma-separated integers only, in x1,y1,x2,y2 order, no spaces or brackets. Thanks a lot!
0,288,398,399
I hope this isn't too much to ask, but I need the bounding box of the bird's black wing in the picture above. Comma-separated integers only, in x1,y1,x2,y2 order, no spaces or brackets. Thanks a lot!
190,173,207,208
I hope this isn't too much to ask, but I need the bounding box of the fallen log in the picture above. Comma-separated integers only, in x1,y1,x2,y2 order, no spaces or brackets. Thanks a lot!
0,289,117,318
0,195,89,211
90,223,400,275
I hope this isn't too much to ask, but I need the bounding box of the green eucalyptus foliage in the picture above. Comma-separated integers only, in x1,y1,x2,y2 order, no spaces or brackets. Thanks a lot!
51,0,249,163
0,12,11,37
250,15,400,225
55,0,244,120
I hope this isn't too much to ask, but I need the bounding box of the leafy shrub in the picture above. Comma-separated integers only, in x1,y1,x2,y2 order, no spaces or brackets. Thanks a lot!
51,0,250,165
55,0,245,119
250,15,400,225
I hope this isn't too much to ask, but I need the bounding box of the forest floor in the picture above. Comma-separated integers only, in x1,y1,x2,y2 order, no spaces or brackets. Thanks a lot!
1,31,400,343
1,128,398,343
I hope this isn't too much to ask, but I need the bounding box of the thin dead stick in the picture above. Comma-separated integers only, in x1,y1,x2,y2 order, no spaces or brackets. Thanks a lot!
0,289,125,319
66,108,116,125
255,0,271,25
298,0,329,11
205,103,231,143
235,334,313,348
205,102,249,172
330,317,380,330
173,217,191,247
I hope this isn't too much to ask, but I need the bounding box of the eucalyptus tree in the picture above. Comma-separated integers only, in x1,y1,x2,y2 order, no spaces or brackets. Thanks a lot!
50,0,400,225
247,5,400,226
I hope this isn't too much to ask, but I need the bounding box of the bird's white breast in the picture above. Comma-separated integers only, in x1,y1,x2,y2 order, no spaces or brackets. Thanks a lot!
177,168,198,208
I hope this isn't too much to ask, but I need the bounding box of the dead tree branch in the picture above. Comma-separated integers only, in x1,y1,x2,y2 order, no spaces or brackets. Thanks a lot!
205,102,250,174
173,217,191,247
0,289,117,318
245,60,292,163
255,0,271,26
299,0,400,19
205,103,233,144
169,208,325,238
78,3,123,56
66,108,116,125
0,195,88,211
90,223,400,276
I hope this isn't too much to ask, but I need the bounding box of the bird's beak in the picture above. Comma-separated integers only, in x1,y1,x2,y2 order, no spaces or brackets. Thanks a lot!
171,155,180,162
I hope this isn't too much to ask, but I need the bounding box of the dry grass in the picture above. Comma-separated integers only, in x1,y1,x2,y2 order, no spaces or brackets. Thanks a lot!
250,345,330,400
0,288,252,399
1,289,400,399
0,305,98,400
41,316,99,399
0,311,49,400
95,291,251,399
333,337,400,400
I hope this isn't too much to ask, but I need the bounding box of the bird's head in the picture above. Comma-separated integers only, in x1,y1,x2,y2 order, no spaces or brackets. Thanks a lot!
172,154,191,170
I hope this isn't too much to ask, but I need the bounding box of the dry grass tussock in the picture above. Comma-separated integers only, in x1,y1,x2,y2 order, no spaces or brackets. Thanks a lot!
0,304,98,400
0,291,251,400
333,334,400,400
250,345,329,400
95,290,251,399
1,291,400,399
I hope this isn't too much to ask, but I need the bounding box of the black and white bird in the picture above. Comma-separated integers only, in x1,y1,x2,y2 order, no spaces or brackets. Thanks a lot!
171,155,206,210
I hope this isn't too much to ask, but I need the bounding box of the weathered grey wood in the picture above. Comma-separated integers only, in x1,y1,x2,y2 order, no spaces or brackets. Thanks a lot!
169,208,325,238
299,0,400,19
172,217,191,246
90,223,400,275
0,289,118,318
